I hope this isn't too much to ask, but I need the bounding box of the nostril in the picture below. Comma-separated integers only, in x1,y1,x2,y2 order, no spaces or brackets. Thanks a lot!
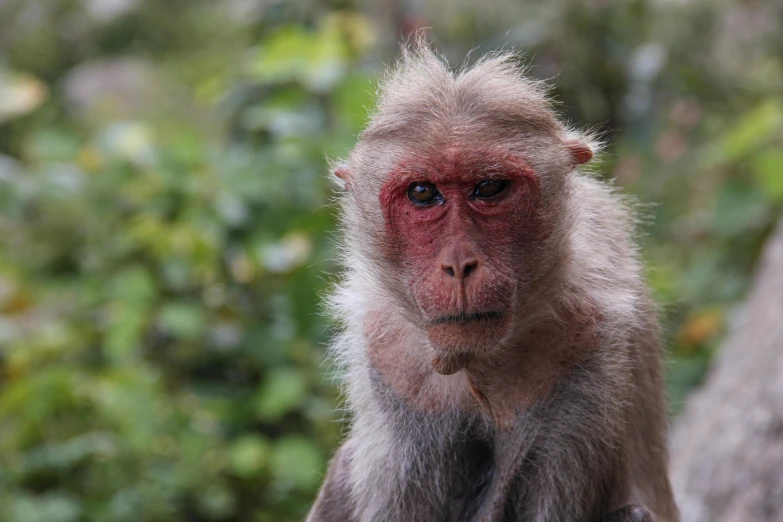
463,261,478,277
443,265,456,277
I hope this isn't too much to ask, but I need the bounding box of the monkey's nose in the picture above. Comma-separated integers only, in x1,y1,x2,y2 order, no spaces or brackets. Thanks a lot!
441,258,480,279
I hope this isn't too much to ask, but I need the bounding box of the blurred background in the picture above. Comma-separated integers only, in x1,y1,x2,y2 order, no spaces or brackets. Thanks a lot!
0,0,781,521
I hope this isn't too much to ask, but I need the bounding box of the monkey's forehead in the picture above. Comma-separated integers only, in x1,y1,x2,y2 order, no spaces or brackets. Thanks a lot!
347,133,571,183
381,144,534,178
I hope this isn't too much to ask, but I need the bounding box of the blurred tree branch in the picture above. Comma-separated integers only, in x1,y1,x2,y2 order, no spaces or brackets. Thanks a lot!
672,216,783,522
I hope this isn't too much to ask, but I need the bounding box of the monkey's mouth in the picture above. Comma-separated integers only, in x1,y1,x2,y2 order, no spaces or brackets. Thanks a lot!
431,311,505,326
426,311,509,374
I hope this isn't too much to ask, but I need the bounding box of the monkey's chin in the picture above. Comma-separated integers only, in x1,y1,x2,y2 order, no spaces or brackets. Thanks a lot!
431,349,473,375
426,316,508,375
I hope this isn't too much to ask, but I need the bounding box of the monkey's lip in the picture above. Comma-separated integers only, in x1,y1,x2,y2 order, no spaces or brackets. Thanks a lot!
430,311,506,326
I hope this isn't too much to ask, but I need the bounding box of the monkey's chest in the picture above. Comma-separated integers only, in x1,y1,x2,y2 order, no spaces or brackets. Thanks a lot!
440,435,534,522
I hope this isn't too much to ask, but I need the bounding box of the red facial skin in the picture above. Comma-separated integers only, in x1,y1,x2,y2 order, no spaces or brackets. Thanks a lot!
379,145,545,374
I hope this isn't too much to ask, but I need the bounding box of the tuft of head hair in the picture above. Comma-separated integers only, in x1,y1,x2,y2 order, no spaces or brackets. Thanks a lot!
361,39,566,145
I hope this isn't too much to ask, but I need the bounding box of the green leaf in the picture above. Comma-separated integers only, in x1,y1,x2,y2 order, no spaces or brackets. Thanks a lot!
9,493,82,522
24,129,81,162
719,99,783,162
753,149,783,202
196,483,236,519
158,302,207,339
111,266,156,304
254,368,308,421
333,73,378,133
228,435,271,478
104,267,157,363
712,181,769,238
270,436,323,489
246,24,350,92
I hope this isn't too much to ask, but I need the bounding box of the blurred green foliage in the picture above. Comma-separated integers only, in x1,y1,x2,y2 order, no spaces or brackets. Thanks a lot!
0,0,781,520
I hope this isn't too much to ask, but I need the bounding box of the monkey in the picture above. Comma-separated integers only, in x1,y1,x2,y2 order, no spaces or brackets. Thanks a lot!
307,42,679,522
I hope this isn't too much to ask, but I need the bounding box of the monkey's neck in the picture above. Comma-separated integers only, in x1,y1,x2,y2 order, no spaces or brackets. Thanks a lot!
465,323,597,428
364,308,598,429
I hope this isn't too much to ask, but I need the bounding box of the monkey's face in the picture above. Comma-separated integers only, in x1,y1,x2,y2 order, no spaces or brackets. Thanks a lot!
378,146,546,375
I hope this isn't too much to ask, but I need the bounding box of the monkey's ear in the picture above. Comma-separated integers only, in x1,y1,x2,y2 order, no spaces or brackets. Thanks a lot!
563,139,593,165
333,165,352,190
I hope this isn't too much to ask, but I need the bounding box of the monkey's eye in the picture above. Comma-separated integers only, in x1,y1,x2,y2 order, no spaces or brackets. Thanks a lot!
408,182,441,205
473,180,508,199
